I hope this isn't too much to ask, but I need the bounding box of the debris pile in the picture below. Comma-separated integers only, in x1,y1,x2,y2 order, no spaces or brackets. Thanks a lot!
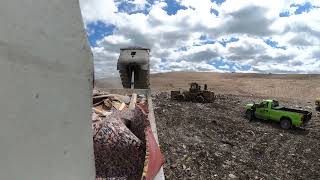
92,90,164,179
154,92,320,179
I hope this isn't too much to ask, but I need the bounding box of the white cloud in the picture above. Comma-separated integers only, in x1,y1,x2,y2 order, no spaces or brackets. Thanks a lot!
130,0,150,10
79,0,118,24
99,35,132,46
91,47,119,78
160,60,226,73
219,64,230,69
174,43,225,62
80,0,320,78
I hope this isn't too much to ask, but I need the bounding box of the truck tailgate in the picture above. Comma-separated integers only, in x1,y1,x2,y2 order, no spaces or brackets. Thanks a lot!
302,112,312,125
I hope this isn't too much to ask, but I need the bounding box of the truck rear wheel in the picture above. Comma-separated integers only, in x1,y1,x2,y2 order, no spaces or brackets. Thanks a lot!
280,118,291,129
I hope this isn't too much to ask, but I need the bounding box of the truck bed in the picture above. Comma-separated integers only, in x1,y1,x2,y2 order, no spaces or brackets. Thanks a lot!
273,106,312,123
274,107,310,115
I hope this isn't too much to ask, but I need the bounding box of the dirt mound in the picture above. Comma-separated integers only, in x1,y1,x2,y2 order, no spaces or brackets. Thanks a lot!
153,92,320,179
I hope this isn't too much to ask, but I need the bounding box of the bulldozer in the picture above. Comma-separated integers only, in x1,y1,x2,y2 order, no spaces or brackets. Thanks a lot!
171,82,215,103
117,47,150,89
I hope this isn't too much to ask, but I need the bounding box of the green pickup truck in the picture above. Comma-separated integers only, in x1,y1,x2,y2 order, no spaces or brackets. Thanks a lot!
245,100,312,129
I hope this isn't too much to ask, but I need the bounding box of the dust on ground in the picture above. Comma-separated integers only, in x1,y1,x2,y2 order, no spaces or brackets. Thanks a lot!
153,92,320,180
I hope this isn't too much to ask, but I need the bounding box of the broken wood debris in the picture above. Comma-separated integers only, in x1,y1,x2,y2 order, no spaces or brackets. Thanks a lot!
129,93,137,110
92,91,163,180
92,107,112,117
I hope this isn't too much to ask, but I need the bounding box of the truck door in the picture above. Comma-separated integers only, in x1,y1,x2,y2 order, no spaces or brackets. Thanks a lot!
268,101,279,121
255,102,269,120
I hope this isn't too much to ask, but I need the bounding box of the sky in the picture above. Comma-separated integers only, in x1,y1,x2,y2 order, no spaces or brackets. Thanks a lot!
79,0,320,78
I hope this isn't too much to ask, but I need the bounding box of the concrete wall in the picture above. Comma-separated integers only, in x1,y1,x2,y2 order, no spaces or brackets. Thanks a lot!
0,0,95,179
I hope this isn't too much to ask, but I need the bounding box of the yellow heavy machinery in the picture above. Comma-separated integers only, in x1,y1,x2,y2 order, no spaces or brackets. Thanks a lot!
171,82,215,103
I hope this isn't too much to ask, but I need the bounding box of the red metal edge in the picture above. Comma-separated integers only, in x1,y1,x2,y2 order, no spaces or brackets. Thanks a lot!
137,104,164,180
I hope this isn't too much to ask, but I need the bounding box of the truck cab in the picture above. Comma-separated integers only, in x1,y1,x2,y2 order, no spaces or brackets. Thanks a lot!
253,100,281,120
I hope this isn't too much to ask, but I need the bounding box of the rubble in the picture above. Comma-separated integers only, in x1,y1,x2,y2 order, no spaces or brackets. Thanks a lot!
154,92,320,179
129,93,137,110
92,90,164,179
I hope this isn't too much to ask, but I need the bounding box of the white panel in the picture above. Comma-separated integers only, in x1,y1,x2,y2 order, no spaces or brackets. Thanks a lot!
0,0,95,179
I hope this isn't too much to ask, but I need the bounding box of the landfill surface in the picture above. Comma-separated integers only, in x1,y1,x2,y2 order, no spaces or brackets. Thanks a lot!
153,92,320,180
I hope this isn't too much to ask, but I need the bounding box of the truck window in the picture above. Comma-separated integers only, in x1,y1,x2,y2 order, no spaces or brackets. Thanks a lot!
257,101,268,108
271,101,279,108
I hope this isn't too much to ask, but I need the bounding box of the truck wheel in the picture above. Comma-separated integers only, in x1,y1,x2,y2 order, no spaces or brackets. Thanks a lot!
245,110,254,121
280,118,291,129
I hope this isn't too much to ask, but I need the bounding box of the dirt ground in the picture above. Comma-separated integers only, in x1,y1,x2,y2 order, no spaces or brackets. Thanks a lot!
150,72,320,180
153,93,320,180
96,72,320,179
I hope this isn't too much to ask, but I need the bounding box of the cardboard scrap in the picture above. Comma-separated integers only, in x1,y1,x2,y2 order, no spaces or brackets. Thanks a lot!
93,107,112,117
112,101,122,110
119,102,126,110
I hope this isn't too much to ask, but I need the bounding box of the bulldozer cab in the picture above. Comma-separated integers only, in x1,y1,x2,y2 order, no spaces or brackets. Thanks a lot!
189,82,201,93
171,82,214,103
189,83,201,93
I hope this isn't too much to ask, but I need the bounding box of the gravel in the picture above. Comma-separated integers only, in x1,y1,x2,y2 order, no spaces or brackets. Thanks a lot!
153,92,320,180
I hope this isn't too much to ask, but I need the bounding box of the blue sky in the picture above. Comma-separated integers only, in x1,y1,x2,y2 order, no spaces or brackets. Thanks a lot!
87,21,115,47
163,0,187,15
80,0,320,78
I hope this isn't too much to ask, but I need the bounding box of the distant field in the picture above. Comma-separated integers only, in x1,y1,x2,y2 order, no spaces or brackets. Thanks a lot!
95,77,122,89
96,72,320,101
150,72,320,101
